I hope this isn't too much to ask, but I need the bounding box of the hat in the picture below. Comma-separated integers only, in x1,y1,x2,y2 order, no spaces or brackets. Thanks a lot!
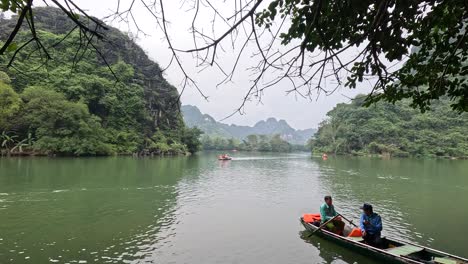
360,203,373,211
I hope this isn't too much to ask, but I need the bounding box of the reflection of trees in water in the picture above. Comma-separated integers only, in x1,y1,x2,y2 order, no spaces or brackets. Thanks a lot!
299,231,377,264
0,156,203,263
98,156,205,263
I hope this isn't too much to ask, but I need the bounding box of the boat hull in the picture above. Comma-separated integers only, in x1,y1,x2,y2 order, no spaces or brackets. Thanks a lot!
301,218,407,263
300,217,468,264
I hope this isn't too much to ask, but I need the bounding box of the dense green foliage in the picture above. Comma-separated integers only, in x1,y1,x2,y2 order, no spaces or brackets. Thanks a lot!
201,136,241,151
180,127,204,154
311,96,468,158
201,134,298,152
20,86,114,155
257,0,468,112
0,75,20,129
142,127,203,156
0,0,27,13
0,8,201,156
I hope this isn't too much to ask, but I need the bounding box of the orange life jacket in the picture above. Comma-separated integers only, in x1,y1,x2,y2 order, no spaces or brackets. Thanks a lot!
303,213,321,223
348,227,363,237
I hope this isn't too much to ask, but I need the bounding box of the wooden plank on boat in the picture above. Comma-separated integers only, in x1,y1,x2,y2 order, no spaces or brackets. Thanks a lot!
433,257,459,264
386,245,423,256
300,216,468,264
346,236,364,242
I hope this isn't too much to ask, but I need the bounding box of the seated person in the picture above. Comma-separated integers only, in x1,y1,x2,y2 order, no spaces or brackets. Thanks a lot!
360,203,383,248
320,195,345,235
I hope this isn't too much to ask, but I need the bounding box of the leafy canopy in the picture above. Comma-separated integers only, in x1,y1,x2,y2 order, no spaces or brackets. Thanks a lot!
257,0,468,112
201,133,294,152
311,95,468,158
0,27,191,156
2,2,467,112
0,72,20,128
20,86,114,155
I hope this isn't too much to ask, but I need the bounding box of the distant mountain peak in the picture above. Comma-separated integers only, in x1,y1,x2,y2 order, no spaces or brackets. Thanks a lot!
181,105,316,144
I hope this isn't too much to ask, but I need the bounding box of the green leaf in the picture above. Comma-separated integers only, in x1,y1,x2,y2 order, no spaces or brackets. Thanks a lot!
0,0,10,11
6,42,17,52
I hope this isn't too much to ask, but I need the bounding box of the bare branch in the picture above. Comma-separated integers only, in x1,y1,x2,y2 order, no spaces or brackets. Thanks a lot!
0,0,33,55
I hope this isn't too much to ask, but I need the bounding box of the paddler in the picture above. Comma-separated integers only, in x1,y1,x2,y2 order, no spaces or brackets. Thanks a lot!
360,203,383,248
320,195,345,235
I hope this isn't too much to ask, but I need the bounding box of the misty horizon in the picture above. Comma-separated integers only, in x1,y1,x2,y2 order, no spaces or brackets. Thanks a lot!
182,104,318,131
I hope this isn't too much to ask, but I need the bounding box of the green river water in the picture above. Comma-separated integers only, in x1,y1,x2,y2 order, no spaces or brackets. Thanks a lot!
0,152,467,263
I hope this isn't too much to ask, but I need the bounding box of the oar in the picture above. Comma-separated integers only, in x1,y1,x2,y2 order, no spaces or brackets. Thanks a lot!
307,214,341,237
339,214,359,228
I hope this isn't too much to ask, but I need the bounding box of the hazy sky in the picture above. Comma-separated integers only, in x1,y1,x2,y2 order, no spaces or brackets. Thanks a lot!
38,0,370,129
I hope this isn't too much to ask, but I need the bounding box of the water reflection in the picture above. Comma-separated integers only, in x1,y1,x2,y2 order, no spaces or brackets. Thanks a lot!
0,156,199,263
299,231,376,264
1,153,467,263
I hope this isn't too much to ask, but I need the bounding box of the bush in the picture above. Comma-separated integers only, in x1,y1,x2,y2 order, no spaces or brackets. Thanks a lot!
20,86,114,155
0,79,21,129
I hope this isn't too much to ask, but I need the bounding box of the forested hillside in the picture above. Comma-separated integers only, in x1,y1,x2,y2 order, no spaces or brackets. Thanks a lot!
0,7,201,156
200,134,304,152
311,96,468,158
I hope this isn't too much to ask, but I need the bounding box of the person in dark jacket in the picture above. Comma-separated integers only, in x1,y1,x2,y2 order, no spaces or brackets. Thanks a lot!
360,203,383,248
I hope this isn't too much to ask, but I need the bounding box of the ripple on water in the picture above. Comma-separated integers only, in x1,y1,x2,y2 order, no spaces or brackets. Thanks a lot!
1,155,467,263
51,189,69,193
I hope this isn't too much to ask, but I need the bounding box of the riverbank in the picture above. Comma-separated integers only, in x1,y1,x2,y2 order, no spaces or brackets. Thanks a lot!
0,148,194,157
312,151,468,160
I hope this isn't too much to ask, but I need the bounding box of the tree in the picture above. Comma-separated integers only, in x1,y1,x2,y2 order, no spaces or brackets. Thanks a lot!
181,127,203,154
269,134,292,152
0,130,17,156
1,1,467,114
311,95,468,158
258,135,272,152
20,86,114,155
0,72,20,129
246,134,259,149
226,138,240,150
213,137,229,150
200,135,214,150
0,17,194,156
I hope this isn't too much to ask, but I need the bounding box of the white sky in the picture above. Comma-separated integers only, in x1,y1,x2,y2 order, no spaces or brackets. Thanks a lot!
36,0,371,129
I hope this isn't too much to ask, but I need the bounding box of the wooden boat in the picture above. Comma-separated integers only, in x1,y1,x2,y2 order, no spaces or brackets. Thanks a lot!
218,156,232,160
300,216,468,264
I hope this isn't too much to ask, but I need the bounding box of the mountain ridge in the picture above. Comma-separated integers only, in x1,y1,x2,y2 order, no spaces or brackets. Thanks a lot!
182,105,316,144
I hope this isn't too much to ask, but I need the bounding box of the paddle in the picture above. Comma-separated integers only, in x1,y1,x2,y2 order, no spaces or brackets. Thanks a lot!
307,214,341,237
339,214,359,228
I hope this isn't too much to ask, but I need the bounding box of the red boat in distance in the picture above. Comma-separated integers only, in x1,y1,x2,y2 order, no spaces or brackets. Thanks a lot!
218,154,232,160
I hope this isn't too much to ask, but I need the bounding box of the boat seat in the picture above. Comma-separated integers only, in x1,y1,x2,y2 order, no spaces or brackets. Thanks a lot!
346,236,364,243
433,257,458,264
385,244,423,256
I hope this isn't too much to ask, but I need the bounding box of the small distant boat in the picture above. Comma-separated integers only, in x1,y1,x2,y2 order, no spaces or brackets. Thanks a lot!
300,214,468,264
218,155,232,161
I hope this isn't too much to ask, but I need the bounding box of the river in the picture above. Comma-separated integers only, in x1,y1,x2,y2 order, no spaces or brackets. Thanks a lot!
0,152,467,263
